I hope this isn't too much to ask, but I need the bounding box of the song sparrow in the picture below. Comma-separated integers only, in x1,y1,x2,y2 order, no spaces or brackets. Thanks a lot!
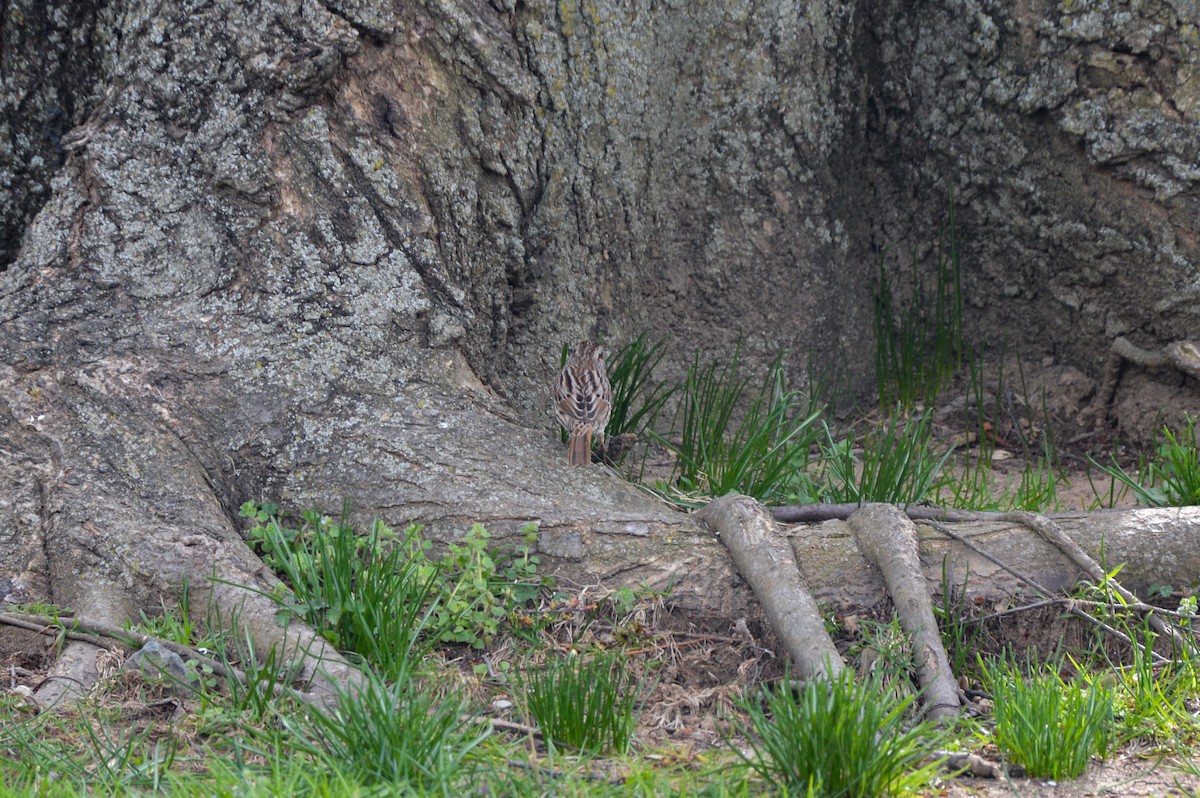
552,340,613,466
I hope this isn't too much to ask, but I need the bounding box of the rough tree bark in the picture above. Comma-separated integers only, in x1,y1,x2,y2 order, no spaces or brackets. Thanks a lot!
1,0,1198,704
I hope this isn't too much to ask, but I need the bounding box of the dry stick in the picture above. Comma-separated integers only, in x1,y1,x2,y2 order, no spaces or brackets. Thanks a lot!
0,611,250,687
698,494,845,679
967,597,1064,625
848,504,960,721
0,613,121,651
998,511,1188,649
1069,597,1196,620
924,521,1171,665
769,503,1093,524
975,595,1200,625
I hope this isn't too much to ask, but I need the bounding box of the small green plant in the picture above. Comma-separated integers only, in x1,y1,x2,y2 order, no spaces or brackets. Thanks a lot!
1091,417,1200,507
251,507,442,679
666,346,823,501
4,709,181,794
979,652,1114,780
283,666,487,790
430,523,551,648
935,561,985,678
241,502,552,656
1005,441,1066,512
735,668,943,798
129,580,197,647
217,628,297,722
606,333,676,447
820,408,952,505
938,352,1005,511
1096,625,1200,746
873,196,964,410
845,617,918,710
521,650,640,755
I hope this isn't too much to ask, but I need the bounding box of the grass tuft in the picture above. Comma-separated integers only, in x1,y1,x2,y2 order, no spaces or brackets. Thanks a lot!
735,668,944,798
282,666,487,791
521,650,640,755
667,346,823,502
606,334,676,451
979,652,1114,780
254,506,442,680
1091,416,1200,507
873,195,964,411
820,408,952,505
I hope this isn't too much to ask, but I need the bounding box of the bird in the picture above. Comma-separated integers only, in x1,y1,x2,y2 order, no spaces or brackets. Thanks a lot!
552,340,613,466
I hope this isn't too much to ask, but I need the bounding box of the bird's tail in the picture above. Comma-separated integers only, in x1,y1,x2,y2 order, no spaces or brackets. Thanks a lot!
567,429,593,466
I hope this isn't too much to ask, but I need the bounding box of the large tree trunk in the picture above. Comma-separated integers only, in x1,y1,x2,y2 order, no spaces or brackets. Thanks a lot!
2,0,1198,699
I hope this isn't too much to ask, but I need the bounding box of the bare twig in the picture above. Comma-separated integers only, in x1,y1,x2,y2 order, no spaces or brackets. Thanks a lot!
999,511,1188,649
0,611,251,687
924,522,1172,665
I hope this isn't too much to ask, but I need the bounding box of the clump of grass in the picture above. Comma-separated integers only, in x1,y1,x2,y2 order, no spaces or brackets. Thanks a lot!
242,503,551,658
1101,626,1200,746
735,668,944,798
667,346,823,502
249,505,441,680
873,196,964,411
979,653,1113,780
846,617,918,709
1005,439,1066,512
820,408,952,505
606,333,676,446
282,666,487,791
520,650,640,755
935,561,986,678
1091,416,1200,507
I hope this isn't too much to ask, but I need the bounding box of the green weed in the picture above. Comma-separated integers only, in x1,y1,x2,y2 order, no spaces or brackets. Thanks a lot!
282,666,487,791
820,408,952,505
520,650,641,755
606,334,676,459
666,347,823,502
250,507,442,680
735,668,944,798
980,652,1114,780
240,502,552,657
935,561,986,678
1091,417,1200,507
873,196,964,410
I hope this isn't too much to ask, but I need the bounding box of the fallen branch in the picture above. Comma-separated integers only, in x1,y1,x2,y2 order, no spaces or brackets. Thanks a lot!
770,502,1111,525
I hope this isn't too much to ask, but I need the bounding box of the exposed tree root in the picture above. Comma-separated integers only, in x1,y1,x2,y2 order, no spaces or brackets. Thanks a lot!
1084,337,1200,425
703,495,1198,719
848,504,960,721
925,519,1175,665
698,495,845,679
999,511,1188,648
1,584,362,712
